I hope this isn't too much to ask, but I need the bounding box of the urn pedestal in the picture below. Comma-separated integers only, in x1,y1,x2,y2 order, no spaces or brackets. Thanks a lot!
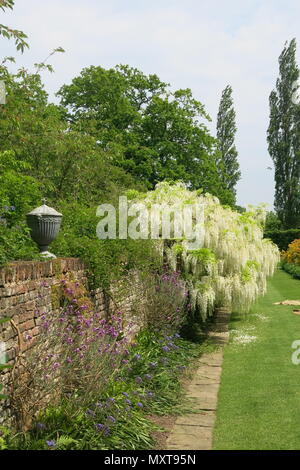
26,203,62,259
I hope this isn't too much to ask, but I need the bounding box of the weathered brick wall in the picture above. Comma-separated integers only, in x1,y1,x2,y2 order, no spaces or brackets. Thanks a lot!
0,258,146,428
93,270,146,336
0,259,88,426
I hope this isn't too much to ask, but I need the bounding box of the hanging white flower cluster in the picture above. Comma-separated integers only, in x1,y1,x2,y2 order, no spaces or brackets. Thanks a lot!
134,182,280,321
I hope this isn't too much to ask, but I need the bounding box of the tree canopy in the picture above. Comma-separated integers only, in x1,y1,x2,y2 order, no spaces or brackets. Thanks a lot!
216,85,240,203
267,38,300,228
58,65,234,204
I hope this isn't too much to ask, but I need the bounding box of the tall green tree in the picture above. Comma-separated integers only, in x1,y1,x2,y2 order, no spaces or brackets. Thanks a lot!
216,85,240,203
267,38,300,228
58,65,233,203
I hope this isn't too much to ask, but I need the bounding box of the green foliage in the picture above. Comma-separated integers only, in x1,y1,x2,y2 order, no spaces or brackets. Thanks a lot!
281,261,300,279
51,201,161,289
264,228,300,251
0,317,12,401
264,211,282,231
0,224,41,267
0,1,29,53
189,248,217,263
57,64,230,201
172,243,184,255
0,150,41,266
0,427,11,449
246,260,260,271
0,151,41,226
267,38,300,228
6,330,210,450
0,63,143,206
216,85,241,204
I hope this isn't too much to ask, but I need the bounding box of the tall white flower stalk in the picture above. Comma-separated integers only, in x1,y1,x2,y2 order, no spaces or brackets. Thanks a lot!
133,182,280,320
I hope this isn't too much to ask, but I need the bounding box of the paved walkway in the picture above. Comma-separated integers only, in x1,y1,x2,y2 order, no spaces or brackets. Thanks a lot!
166,309,230,450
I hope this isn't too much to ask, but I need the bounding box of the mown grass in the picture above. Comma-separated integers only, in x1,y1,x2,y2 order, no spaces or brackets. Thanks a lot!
213,268,300,450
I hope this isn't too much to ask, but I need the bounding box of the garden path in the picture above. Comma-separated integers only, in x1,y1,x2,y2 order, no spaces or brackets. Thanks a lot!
166,309,230,450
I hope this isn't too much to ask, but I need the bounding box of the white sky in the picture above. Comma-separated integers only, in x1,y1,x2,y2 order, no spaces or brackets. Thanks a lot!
2,0,300,208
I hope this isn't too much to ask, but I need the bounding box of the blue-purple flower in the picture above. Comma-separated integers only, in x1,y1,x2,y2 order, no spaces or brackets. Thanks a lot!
107,415,116,423
46,440,56,447
36,422,46,430
149,362,157,368
95,423,104,431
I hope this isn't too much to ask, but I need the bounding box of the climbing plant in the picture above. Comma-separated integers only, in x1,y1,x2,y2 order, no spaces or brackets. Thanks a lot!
132,182,280,320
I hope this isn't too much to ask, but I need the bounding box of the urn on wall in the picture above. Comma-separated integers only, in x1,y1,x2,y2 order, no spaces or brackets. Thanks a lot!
26,200,62,259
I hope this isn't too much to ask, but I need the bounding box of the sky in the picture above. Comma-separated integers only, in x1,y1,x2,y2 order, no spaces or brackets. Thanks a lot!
1,0,300,208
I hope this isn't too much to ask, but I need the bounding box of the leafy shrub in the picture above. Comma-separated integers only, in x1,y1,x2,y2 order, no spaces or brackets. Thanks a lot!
10,279,133,431
0,223,40,267
51,201,162,289
134,269,188,335
0,151,41,227
264,229,300,251
281,238,300,265
264,211,282,231
281,261,300,279
6,329,211,450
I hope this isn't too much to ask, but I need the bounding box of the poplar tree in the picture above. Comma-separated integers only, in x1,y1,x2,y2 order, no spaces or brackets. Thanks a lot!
267,38,300,228
216,85,241,204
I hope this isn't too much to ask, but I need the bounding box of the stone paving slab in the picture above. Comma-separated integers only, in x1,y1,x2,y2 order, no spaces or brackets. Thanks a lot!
184,394,218,411
167,427,212,450
165,309,230,450
167,440,211,451
176,411,215,427
193,365,222,380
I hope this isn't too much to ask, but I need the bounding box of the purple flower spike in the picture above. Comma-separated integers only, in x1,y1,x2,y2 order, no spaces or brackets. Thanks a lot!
95,423,104,431
46,440,56,447
107,415,116,423
36,422,46,430
149,362,157,368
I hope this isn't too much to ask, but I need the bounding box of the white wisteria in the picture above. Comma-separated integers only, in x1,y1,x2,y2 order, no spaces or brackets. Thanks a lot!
133,182,280,321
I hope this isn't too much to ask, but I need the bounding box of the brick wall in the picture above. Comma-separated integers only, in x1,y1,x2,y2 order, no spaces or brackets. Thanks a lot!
0,258,146,428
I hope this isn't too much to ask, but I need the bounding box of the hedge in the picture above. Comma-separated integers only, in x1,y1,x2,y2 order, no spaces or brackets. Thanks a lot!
281,261,300,280
264,229,300,251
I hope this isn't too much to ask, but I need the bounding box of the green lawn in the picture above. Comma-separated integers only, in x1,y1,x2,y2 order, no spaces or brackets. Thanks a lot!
213,268,300,450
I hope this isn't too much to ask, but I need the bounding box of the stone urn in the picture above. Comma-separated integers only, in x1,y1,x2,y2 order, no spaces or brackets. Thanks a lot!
26,200,62,258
